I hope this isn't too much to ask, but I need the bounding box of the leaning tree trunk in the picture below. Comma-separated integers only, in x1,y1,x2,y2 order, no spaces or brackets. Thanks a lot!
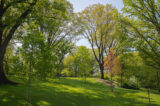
0,59,8,84
0,47,17,85
0,56,12,84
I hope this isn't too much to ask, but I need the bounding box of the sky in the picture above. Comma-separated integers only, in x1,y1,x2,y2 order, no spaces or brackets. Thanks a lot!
67,0,124,48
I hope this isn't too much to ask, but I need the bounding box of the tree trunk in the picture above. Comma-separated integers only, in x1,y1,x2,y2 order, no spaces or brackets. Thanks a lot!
4,59,9,75
0,49,18,85
120,73,123,88
27,62,31,106
100,65,104,79
0,59,8,83
156,71,160,92
110,70,113,92
75,65,78,77
148,88,151,106
0,0,37,85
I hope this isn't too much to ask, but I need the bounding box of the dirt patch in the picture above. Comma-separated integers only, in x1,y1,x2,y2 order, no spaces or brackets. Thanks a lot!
95,78,118,87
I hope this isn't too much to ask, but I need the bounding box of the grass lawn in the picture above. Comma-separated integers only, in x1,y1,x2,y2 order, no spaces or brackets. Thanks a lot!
0,77,160,106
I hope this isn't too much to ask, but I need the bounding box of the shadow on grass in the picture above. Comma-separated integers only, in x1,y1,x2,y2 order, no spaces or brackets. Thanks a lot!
0,78,159,106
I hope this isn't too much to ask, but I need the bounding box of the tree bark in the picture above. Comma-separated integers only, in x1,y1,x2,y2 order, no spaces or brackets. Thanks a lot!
4,58,9,75
0,59,8,84
100,65,104,79
75,65,78,77
0,51,17,85
156,71,160,92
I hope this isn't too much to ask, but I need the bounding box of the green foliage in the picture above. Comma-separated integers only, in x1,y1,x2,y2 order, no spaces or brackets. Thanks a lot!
63,46,97,77
10,55,26,75
61,68,70,77
53,41,75,77
118,52,158,89
21,23,54,80
121,0,160,69
1,0,75,79
1,0,160,97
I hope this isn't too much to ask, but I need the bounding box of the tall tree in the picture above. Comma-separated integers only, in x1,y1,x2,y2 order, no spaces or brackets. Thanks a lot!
21,23,55,80
32,0,75,47
0,0,74,84
77,4,117,79
0,0,38,84
54,40,74,77
121,0,160,91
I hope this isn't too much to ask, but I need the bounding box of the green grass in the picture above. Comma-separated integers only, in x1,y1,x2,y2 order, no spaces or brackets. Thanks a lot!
0,77,160,106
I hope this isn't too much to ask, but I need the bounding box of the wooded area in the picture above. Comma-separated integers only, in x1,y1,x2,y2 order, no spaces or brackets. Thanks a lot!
0,0,160,106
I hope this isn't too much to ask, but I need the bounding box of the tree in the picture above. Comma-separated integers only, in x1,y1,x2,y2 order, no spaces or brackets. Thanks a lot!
104,48,120,92
3,44,14,75
0,0,74,84
77,4,118,79
63,46,95,77
75,46,93,79
54,41,74,77
10,50,26,77
63,55,75,77
32,0,75,47
31,0,78,78
0,0,38,84
21,23,55,105
21,23,55,80
121,0,160,91
117,52,158,90
21,24,43,105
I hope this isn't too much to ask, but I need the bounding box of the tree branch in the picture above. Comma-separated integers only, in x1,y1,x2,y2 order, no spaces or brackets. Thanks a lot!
2,0,37,51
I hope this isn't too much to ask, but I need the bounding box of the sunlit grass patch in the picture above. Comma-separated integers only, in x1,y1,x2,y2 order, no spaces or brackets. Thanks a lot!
0,77,160,106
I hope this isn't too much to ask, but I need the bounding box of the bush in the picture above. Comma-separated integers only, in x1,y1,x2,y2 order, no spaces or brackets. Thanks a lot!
104,75,109,80
122,76,140,90
122,82,139,90
61,69,70,77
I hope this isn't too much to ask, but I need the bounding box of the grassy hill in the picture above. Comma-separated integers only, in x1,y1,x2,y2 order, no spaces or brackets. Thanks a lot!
0,77,160,106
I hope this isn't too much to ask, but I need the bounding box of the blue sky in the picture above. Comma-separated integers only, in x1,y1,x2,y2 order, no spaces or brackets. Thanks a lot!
68,0,124,47
68,0,124,12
